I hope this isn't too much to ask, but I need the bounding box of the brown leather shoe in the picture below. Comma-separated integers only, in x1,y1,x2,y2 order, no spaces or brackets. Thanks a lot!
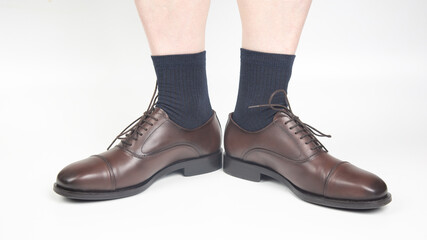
224,90,391,209
54,92,222,200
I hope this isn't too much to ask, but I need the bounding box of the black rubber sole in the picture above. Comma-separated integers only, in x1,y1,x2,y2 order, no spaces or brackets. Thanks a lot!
54,150,223,200
223,154,392,210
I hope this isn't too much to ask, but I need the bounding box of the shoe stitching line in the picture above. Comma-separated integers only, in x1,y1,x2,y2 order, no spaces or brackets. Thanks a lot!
138,119,167,152
323,161,349,197
140,120,202,156
93,155,117,190
119,143,200,159
242,148,318,163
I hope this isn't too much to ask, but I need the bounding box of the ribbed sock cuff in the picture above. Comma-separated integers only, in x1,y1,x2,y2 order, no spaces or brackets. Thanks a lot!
241,48,295,67
151,51,206,67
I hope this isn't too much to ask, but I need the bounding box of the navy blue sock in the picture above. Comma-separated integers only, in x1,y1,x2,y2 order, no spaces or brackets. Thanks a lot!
233,48,296,131
152,51,213,129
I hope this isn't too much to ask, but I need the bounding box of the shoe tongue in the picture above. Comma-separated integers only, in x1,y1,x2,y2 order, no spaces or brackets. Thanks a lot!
273,111,289,121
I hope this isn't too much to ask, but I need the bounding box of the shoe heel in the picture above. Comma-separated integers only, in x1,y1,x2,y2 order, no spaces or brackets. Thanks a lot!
183,150,223,176
223,154,261,182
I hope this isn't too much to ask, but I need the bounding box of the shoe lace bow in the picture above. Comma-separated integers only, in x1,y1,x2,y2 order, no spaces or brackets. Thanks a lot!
249,89,331,152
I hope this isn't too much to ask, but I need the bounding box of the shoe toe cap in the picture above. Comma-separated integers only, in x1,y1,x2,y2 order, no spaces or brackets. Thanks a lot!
324,162,388,201
56,156,114,191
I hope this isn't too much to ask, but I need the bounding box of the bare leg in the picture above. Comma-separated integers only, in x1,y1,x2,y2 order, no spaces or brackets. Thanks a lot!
237,0,312,54
135,0,211,55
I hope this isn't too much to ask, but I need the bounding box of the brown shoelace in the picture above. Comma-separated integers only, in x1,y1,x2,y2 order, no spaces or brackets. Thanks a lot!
249,89,331,151
107,82,159,150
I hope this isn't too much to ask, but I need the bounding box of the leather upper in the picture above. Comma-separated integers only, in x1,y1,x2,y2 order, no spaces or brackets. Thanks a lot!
224,112,388,200
56,108,221,191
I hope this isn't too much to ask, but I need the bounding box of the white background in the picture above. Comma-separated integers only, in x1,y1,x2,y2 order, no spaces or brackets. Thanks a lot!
1,0,426,239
